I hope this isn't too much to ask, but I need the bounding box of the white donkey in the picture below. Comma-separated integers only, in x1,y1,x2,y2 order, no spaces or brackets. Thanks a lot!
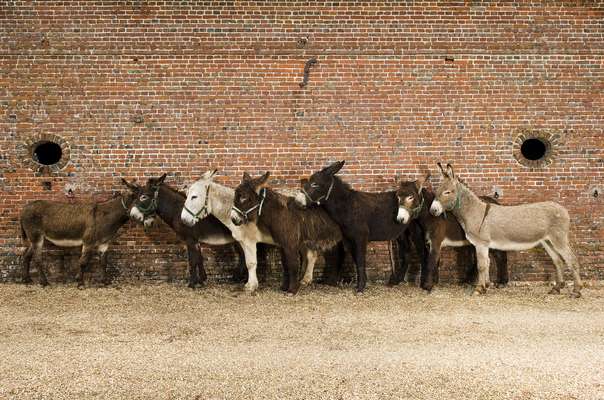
429,163,582,297
180,170,322,292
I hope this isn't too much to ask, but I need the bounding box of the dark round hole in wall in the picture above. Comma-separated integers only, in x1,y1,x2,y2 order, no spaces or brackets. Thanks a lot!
33,141,63,165
520,138,547,161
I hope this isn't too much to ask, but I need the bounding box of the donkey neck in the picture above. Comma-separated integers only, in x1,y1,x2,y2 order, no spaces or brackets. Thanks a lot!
255,189,288,229
322,177,353,213
156,185,186,228
205,181,235,225
450,182,488,235
92,194,133,238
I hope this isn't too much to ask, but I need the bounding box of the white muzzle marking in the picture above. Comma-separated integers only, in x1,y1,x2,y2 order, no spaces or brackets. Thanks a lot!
130,207,145,222
230,209,242,225
430,200,444,216
180,208,198,227
294,191,307,207
396,207,410,224
143,217,154,228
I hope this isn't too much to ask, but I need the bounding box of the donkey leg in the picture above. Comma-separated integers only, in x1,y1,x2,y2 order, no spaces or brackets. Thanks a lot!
422,243,442,292
241,242,259,293
284,248,301,295
542,240,566,294
461,246,477,285
98,243,111,286
301,249,318,286
76,246,94,288
493,250,509,288
549,238,583,298
30,239,48,287
473,245,490,295
186,243,202,288
21,245,34,284
351,238,368,293
388,237,407,286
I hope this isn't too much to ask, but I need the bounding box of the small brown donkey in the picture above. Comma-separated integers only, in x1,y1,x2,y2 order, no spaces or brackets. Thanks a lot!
231,172,343,295
430,163,582,297
20,179,139,287
394,175,508,287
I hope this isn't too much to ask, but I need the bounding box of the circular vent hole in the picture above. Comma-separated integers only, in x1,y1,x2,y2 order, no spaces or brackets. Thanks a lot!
33,141,63,165
520,138,547,161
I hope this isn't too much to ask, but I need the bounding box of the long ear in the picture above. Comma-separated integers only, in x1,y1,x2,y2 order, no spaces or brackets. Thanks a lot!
157,173,167,185
201,169,218,180
437,162,449,178
242,172,252,183
415,173,430,192
446,163,455,179
322,160,345,176
254,171,270,194
121,178,137,191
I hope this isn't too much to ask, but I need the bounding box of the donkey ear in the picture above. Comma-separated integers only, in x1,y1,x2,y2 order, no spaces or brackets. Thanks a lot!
201,169,218,180
242,172,252,182
437,162,449,178
254,171,271,194
121,178,138,191
300,178,309,185
322,160,345,176
446,163,455,179
157,173,167,185
415,173,430,192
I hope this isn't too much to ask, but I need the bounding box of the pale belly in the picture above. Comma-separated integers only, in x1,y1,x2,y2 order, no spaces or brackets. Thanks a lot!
489,239,542,252
45,237,83,247
441,238,470,248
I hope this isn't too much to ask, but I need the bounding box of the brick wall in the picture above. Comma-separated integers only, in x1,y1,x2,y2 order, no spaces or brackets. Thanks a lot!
1,1,603,285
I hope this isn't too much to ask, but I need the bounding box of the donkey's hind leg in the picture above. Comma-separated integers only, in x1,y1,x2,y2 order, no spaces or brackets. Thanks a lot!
30,239,49,287
21,245,34,284
301,249,318,286
493,250,509,288
75,245,94,288
186,242,203,288
548,237,583,298
98,243,112,286
542,240,566,295
241,242,259,293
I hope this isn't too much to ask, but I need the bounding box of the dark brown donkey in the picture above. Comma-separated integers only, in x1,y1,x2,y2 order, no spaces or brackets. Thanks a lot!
130,174,251,287
231,172,344,295
20,178,139,287
394,175,508,288
295,161,427,293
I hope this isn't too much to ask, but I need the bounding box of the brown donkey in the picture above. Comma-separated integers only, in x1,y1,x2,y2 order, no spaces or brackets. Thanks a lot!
20,179,139,287
231,172,343,295
394,175,508,287
430,163,582,297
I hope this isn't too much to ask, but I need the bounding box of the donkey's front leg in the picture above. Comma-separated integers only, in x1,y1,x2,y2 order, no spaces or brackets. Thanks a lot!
422,240,442,292
21,245,34,284
241,242,259,293
351,237,368,293
473,245,490,295
186,242,203,288
301,249,318,286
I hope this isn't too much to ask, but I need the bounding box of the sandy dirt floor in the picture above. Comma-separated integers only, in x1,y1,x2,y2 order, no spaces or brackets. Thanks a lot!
0,282,603,400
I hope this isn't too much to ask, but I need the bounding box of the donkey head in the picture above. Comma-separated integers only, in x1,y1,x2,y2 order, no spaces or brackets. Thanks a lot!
120,177,143,212
395,174,429,224
295,160,345,208
130,173,166,228
181,170,218,227
430,163,459,216
231,172,270,226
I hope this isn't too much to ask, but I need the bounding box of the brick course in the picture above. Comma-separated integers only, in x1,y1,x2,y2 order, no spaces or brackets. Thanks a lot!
1,1,602,284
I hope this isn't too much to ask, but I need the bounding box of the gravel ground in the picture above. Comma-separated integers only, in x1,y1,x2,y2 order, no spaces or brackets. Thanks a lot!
0,282,603,400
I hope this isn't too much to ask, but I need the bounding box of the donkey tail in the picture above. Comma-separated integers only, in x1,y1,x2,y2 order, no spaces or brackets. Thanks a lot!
20,220,28,243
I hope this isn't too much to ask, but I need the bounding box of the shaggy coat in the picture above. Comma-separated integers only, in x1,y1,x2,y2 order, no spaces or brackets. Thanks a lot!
231,172,343,294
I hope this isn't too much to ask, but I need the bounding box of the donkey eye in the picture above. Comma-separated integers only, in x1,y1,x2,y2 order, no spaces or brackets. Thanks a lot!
310,183,319,188
191,195,197,200
241,197,247,202
139,195,149,201
444,191,451,195
406,195,414,201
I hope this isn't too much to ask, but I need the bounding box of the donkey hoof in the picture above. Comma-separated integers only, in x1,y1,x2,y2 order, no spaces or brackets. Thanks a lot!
548,287,561,295
495,283,508,289
570,291,582,299
471,287,485,296
40,281,49,288
21,277,33,285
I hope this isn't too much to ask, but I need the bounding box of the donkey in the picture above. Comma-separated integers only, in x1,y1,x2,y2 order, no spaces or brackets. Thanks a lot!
394,175,509,287
430,163,582,297
20,178,139,287
295,161,427,293
181,170,347,293
129,173,248,288
230,172,344,295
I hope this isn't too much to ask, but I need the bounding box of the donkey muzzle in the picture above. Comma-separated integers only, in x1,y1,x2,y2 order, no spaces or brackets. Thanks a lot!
430,200,444,216
396,207,410,224
230,210,243,226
